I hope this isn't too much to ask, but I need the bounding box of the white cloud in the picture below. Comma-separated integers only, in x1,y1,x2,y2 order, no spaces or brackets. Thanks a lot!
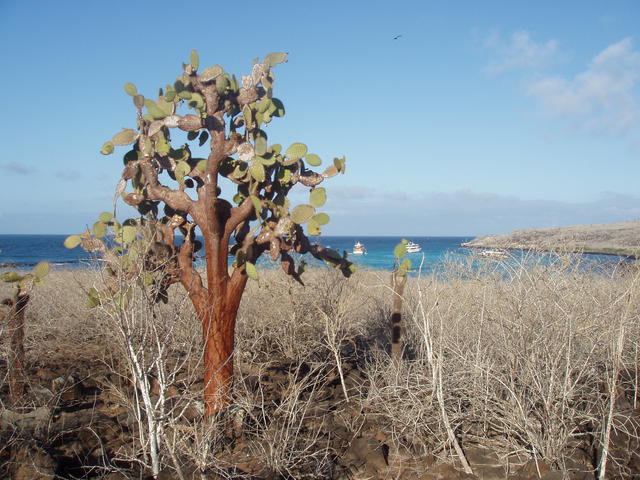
484,30,558,73
526,38,640,134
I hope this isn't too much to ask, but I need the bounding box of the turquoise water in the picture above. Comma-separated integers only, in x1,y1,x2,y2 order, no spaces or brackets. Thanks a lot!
0,234,631,275
0,234,471,270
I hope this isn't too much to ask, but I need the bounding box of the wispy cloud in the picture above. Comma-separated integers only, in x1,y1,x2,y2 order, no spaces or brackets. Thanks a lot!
55,169,82,181
526,38,640,134
323,187,640,236
2,162,36,175
484,30,558,73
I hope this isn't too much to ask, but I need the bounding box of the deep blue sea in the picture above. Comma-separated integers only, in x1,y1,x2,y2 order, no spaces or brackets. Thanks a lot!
0,234,632,275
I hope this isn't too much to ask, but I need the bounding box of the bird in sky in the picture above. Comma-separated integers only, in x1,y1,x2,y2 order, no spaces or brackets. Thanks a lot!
393,34,402,40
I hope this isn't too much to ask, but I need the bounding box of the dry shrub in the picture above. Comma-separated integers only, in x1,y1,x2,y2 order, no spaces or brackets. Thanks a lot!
2,252,640,478
360,252,640,473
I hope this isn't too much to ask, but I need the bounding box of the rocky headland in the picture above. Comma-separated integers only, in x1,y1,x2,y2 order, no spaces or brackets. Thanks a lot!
462,220,640,258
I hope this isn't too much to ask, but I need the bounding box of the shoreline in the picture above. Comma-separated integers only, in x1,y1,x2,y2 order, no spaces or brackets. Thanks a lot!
460,243,638,259
462,220,640,260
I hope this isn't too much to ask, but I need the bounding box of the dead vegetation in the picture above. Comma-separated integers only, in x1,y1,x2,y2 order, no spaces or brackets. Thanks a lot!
1,254,639,479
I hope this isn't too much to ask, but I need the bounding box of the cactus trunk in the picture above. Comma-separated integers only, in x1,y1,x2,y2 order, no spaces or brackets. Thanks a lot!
200,304,237,415
390,273,407,363
7,294,30,403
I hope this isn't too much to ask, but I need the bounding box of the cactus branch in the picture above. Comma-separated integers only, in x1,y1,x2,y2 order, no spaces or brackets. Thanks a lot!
138,155,194,214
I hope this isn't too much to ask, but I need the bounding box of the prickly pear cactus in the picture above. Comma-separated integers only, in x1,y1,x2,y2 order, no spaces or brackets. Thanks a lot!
393,239,412,277
64,51,354,414
1,261,50,402
1,261,50,297
390,240,411,362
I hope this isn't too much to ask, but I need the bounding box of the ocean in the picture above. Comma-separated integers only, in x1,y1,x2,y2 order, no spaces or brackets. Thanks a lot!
0,234,631,275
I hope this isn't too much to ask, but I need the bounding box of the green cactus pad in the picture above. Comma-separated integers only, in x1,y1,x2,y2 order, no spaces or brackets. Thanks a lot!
245,262,259,280
188,93,205,110
99,212,113,223
271,98,285,117
333,156,346,174
121,225,137,244
264,52,288,67
398,257,412,276
216,75,229,94
233,192,245,204
270,143,282,155
196,159,207,172
277,168,291,184
309,188,326,207
93,221,107,238
0,271,25,283
259,154,276,166
255,137,267,156
230,74,239,92
32,261,50,280
86,287,101,308
190,49,199,71
124,82,137,96
175,161,191,184
313,213,330,225
144,99,167,120
291,204,315,224
64,234,82,249
164,90,176,102
285,142,307,159
178,90,192,100
249,162,265,182
257,98,271,114
157,97,174,116
243,106,253,126
133,94,145,109
393,241,407,259
101,141,115,155
156,138,170,154
307,219,321,236
305,154,321,167
112,129,138,146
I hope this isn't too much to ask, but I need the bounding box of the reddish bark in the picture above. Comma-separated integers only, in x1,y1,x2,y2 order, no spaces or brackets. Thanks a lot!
201,305,237,415
188,263,246,415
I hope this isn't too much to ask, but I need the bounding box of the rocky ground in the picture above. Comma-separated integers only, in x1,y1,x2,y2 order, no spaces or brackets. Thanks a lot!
5,347,638,480
462,220,640,257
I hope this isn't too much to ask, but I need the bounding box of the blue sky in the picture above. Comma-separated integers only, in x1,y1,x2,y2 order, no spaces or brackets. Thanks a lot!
1,0,639,235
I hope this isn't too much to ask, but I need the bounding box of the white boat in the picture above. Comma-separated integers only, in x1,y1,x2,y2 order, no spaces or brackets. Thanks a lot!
406,241,421,253
352,241,366,255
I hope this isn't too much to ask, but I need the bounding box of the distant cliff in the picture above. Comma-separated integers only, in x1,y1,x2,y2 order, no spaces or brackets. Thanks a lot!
462,220,640,258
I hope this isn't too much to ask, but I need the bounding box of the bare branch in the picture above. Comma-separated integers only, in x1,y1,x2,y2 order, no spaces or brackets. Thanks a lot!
138,156,194,214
